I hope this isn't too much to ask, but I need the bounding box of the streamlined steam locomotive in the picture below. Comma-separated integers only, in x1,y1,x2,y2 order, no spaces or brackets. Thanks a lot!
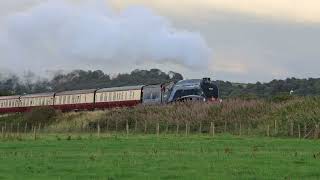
0,78,219,114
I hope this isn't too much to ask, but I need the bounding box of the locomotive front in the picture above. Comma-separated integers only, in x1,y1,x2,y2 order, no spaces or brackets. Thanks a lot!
167,78,219,103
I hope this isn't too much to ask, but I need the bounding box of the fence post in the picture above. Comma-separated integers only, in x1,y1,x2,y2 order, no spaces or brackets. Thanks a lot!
224,121,227,133
239,122,242,136
291,121,294,137
185,122,188,136
274,120,278,135
24,123,28,135
115,120,118,133
267,125,270,137
38,123,41,135
105,120,109,134
213,122,215,137
314,124,319,139
10,123,13,137
4,124,6,139
304,123,307,137
97,123,101,138
210,122,215,137
134,120,138,133
156,122,160,137
144,120,147,134
176,123,179,135
33,126,37,140
126,120,129,136
165,122,169,135
298,124,301,139
1,126,4,139
199,121,202,134
17,123,20,138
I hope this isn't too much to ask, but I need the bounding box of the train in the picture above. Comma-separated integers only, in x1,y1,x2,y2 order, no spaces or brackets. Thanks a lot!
0,78,219,114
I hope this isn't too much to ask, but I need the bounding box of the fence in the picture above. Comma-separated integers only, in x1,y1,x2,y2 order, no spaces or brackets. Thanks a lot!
0,120,319,140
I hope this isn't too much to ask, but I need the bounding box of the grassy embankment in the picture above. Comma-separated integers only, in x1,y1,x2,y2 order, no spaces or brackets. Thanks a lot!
1,96,320,138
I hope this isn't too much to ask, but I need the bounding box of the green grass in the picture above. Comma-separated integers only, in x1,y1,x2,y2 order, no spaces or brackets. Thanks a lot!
0,134,319,180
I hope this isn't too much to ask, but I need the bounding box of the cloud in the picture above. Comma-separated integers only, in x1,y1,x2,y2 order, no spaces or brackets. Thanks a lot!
113,0,320,24
0,0,212,76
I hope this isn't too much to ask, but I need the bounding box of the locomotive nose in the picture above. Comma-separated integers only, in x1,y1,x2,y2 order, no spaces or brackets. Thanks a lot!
202,77,211,83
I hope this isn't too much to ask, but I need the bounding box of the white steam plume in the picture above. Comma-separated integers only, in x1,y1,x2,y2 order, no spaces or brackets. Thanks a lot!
0,0,212,76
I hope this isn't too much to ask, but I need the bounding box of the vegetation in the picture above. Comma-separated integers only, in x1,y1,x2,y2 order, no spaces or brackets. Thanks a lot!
1,96,320,138
2,68,320,99
0,135,319,179
45,96,320,138
216,77,320,98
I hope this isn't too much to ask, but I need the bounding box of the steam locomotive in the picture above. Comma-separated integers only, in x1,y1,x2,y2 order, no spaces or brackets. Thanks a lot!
0,78,219,114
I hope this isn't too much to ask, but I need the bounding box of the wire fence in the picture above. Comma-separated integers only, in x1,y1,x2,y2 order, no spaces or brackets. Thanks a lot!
1,120,319,140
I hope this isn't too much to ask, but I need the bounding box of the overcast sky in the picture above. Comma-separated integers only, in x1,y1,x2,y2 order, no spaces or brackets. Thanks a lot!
0,0,319,82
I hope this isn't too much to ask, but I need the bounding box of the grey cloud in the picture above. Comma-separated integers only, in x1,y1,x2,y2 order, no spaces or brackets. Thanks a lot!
0,0,212,77
166,10,320,82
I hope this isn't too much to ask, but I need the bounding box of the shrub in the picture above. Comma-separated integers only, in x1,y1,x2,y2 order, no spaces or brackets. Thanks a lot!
24,107,60,125
269,93,294,103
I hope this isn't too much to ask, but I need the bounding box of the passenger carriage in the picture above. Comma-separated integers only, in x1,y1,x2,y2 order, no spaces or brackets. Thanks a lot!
0,96,21,113
54,89,96,111
95,86,144,109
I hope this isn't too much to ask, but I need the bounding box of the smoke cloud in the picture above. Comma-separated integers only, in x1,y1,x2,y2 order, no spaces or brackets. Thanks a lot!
0,0,212,76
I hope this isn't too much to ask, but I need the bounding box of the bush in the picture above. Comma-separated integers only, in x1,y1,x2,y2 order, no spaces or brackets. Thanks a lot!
24,107,60,125
269,93,294,103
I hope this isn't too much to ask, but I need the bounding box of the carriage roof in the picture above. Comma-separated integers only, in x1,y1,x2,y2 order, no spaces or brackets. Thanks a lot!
55,89,96,96
96,85,144,93
0,96,20,100
21,93,55,98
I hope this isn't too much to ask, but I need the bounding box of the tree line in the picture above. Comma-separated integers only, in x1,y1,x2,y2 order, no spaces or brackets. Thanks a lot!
0,69,183,96
1,69,320,98
216,78,320,98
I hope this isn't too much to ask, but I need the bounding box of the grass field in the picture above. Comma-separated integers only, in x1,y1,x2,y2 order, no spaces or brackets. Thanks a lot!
0,135,319,180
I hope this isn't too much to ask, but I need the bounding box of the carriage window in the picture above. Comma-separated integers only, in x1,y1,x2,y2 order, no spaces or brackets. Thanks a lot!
114,92,117,101
124,92,128,100
99,93,103,102
67,96,70,104
64,96,67,104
